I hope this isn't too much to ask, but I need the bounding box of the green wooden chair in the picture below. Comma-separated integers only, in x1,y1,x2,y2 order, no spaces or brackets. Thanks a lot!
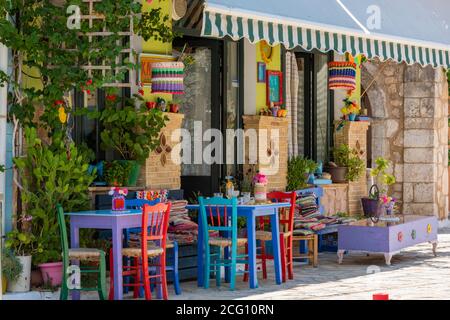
56,204,107,300
198,196,248,290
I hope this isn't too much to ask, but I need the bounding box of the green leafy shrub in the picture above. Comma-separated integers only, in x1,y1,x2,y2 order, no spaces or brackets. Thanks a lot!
103,160,133,187
94,94,168,164
370,157,396,198
287,156,318,191
13,127,96,265
1,249,23,282
333,144,365,182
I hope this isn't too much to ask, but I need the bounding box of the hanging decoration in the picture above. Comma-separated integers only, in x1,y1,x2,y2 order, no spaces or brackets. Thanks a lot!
150,61,185,94
328,61,357,91
260,40,273,64
58,107,67,124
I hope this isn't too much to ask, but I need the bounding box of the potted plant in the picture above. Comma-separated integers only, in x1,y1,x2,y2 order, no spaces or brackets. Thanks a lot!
4,229,41,292
287,156,318,191
361,157,396,221
1,249,23,294
253,172,268,203
13,127,96,287
103,160,133,187
340,98,361,121
328,144,365,183
97,93,168,186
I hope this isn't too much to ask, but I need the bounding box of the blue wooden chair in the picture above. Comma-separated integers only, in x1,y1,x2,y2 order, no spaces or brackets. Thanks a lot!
119,198,181,296
198,196,248,290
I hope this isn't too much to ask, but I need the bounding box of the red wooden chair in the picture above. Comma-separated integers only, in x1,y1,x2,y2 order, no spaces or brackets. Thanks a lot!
109,202,171,300
244,191,296,282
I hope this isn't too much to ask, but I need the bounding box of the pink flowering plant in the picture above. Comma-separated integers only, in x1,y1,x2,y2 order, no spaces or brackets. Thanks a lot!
253,172,268,185
380,195,397,214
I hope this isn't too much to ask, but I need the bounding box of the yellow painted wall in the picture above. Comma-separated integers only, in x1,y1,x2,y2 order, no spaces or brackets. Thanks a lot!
255,43,281,113
142,0,173,103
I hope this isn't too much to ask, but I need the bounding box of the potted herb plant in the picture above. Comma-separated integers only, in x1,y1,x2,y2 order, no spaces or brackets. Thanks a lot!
4,229,41,292
328,144,365,183
361,157,396,221
97,93,168,186
1,249,23,294
287,156,318,191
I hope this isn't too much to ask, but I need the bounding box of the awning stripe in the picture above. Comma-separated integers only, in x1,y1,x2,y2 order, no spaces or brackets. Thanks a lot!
202,10,450,69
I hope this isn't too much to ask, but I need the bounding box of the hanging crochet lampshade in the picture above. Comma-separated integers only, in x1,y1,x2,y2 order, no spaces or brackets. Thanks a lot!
328,61,357,91
150,62,185,94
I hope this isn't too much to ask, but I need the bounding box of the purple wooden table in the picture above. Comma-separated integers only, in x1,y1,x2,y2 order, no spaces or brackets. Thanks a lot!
66,209,146,300
337,215,438,265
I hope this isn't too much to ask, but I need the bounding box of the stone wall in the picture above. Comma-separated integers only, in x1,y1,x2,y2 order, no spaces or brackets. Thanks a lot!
138,112,184,189
334,121,370,215
242,115,288,191
362,60,449,220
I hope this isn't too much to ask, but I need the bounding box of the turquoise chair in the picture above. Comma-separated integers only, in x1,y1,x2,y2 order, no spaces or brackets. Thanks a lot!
198,196,248,290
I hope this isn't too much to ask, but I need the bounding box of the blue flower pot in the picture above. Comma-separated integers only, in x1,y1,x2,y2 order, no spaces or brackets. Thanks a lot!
348,113,357,121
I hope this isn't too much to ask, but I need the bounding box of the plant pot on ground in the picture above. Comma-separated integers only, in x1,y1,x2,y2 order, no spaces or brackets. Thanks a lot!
96,93,168,186
1,249,23,294
4,230,42,293
328,144,365,183
362,157,396,220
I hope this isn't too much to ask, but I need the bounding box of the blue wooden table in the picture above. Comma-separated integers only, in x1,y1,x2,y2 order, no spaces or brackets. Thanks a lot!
66,209,148,300
187,202,291,289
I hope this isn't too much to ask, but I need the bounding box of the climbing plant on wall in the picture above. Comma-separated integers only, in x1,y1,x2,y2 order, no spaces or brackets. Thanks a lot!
0,0,176,265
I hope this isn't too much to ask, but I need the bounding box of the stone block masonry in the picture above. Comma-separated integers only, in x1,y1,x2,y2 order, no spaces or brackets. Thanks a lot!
242,115,289,192
138,113,184,190
362,60,448,220
334,121,370,215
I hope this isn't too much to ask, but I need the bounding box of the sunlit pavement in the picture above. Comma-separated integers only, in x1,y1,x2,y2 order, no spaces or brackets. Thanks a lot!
5,228,450,300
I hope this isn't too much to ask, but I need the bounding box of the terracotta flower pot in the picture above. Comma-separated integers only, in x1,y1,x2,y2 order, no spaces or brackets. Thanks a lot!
170,103,179,113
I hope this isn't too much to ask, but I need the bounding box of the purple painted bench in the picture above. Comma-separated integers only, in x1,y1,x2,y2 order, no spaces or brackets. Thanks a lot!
337,215,438,265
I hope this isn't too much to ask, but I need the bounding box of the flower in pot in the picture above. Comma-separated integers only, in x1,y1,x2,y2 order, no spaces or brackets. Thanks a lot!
169,98,181,113
328,144,364,183
287,156,318,191
1,249,23,294
253,172,268,203
98,92,168,186
341,98,361,121
4,230,42,293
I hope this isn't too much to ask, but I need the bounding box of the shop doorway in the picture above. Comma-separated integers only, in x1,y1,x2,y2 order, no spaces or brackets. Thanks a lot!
293,51,333,164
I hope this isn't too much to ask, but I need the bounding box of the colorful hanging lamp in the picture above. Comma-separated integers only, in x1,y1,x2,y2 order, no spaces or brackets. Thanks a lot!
328,61,357,91
150,61,185,95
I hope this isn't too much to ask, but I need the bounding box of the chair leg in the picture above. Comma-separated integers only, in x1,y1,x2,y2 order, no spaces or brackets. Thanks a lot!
172,242,182,295
204,244,211,289
215,247,221,288
313,235,319,268
279,234,286,283
60,264,69,301
108,248,114,300
287,236,294,280
243,243,249,282
260,241,267,280
160,253,169,300
133,257,140,299
229,245,237,291
142,257,152,300
98,252,107,300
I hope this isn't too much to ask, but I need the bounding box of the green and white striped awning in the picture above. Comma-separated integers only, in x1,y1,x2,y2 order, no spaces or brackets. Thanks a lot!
201,0,450,69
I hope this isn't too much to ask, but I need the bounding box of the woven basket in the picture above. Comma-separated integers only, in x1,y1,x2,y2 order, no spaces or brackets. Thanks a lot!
328,61,357,91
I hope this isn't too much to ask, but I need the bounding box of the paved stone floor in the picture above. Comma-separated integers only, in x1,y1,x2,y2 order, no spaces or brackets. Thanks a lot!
5,229,450,300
